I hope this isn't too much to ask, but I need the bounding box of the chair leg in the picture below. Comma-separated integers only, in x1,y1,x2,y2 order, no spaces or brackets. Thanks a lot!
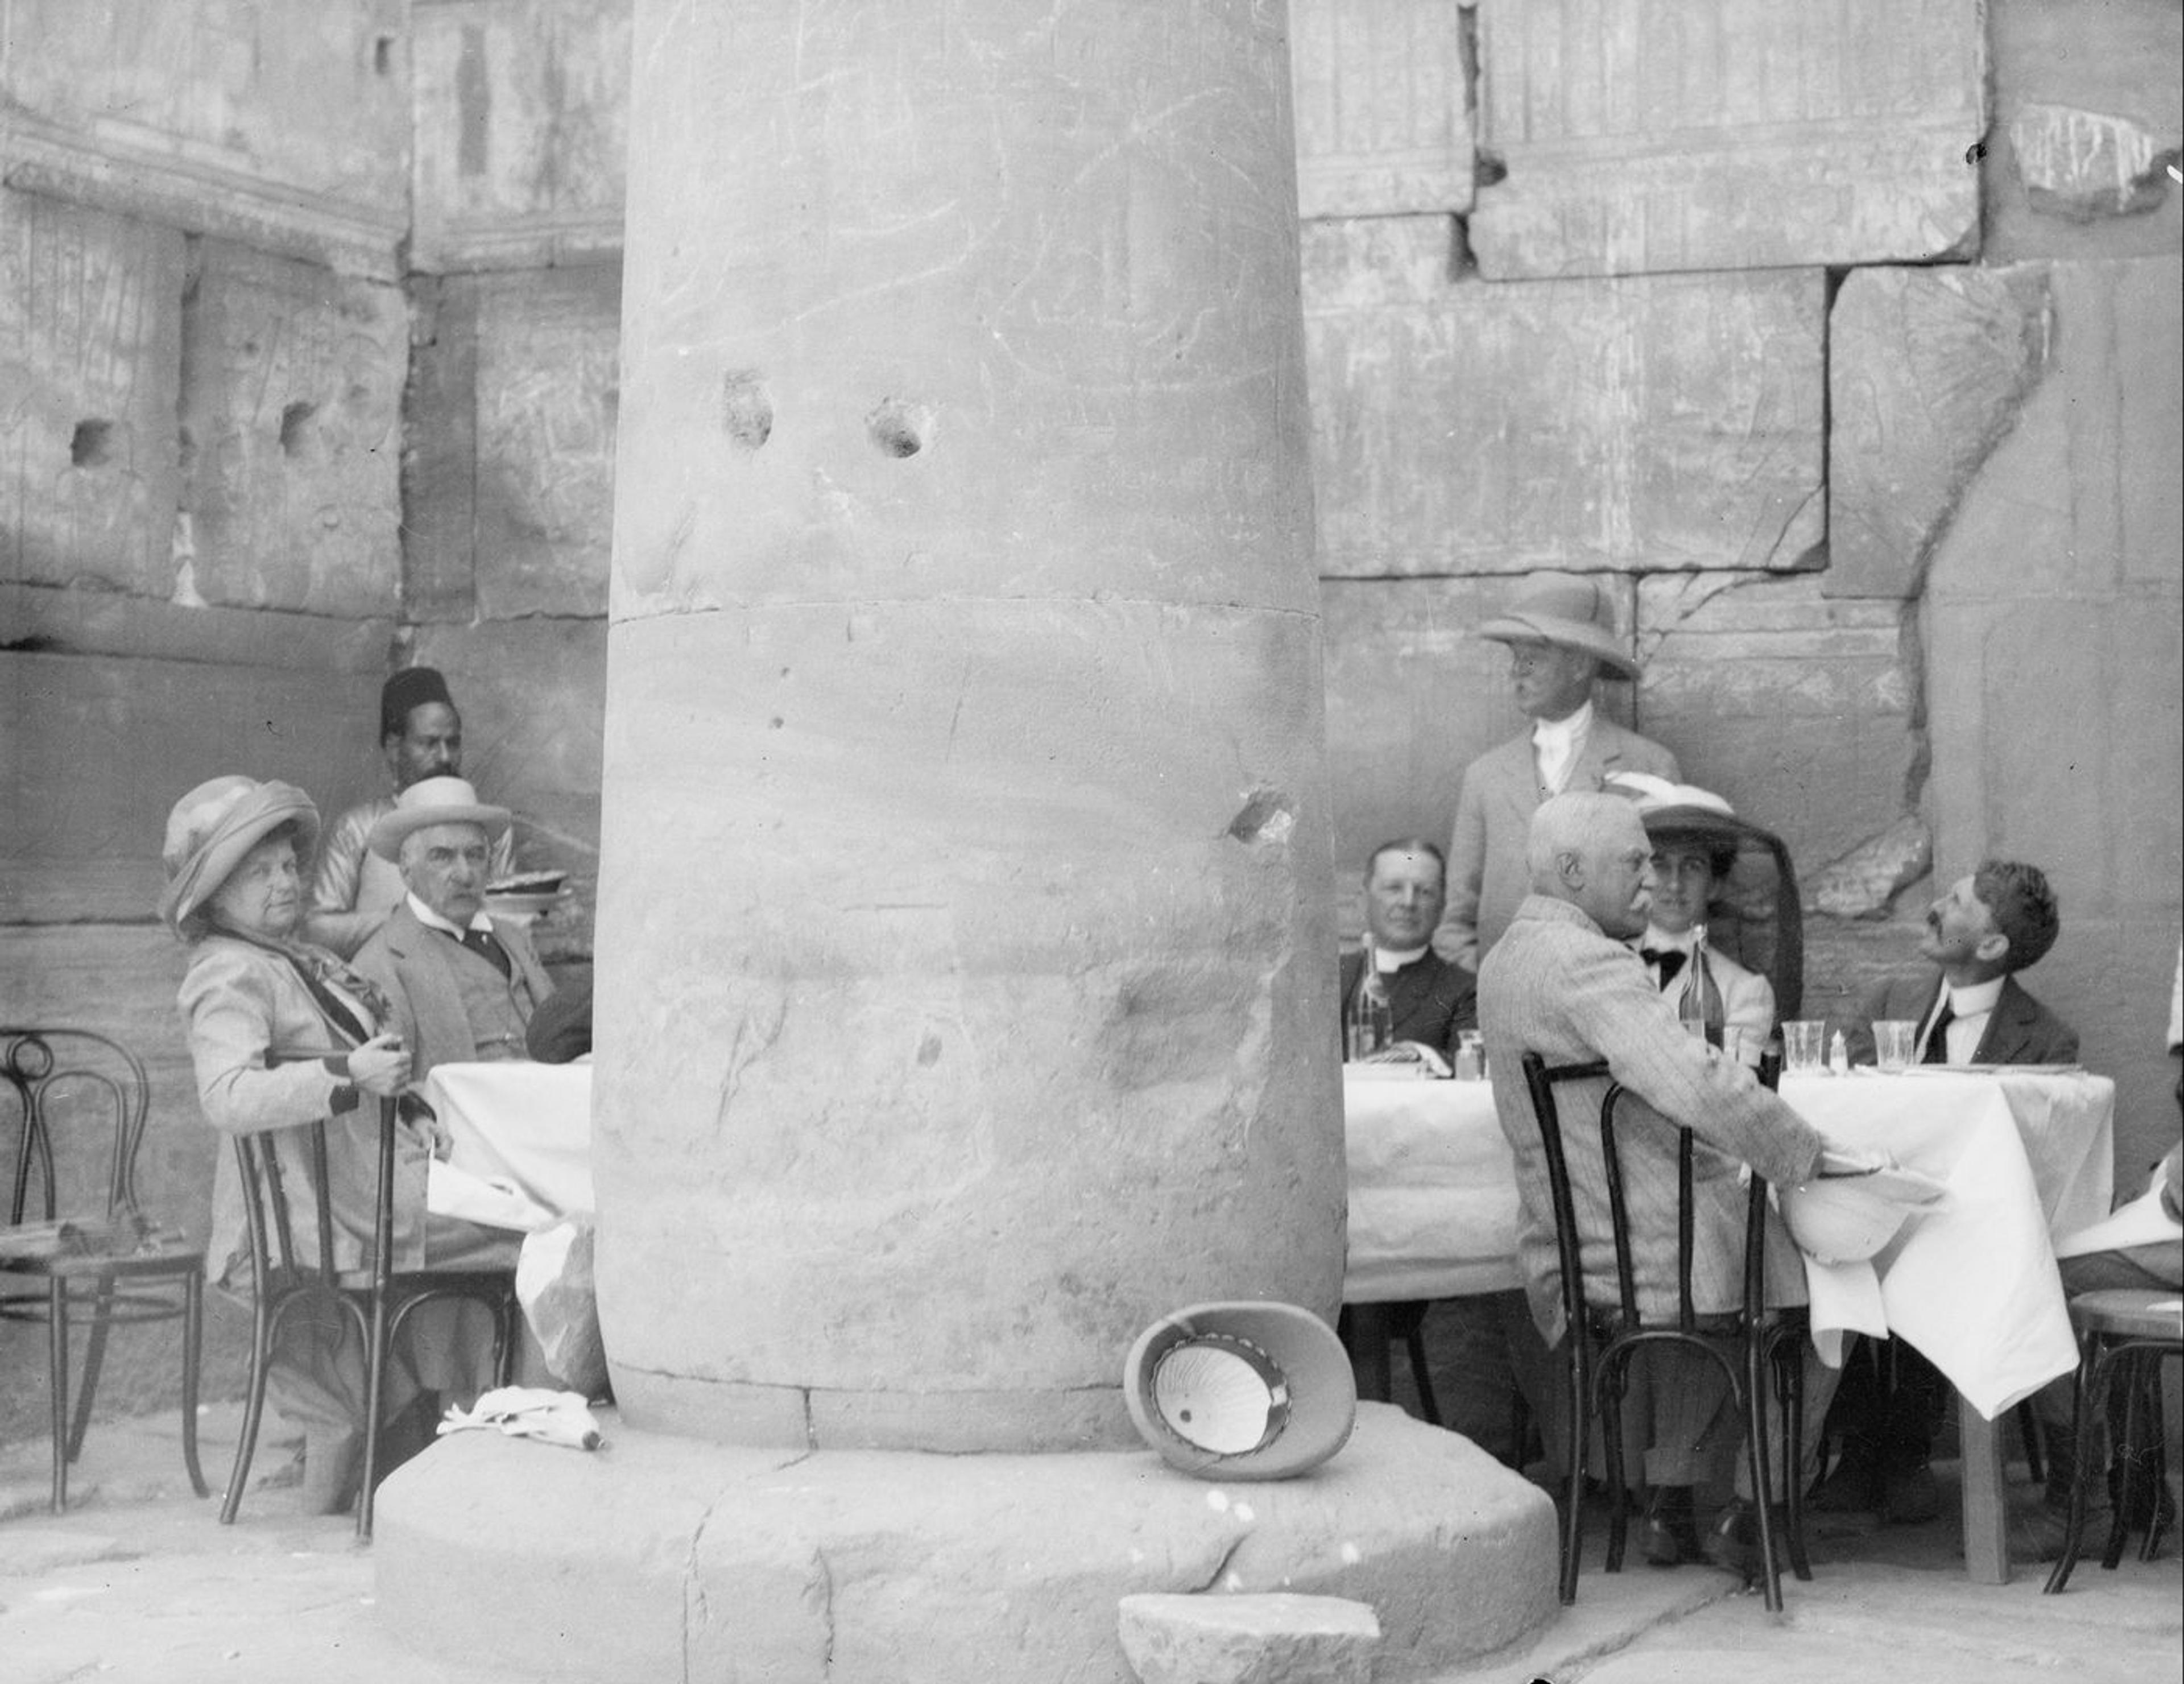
1405,1320,1443,1427
1558,1340,1589,1607
1596,1351,1631,1576
1776,1334,1812,1582
181,1270,209,1498
221,1295,282,1524
2016,1398,2046,1485
2043,1330,2104,1594
65,1278,115,1464
1744,1332,1783,1613
2138,1364,2170,1564
47,1279,71,1515
2102,1352,2146,1572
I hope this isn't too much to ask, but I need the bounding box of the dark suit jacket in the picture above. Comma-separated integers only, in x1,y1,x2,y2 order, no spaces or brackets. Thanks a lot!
1339,949,1479,1059
1846,969,2079,1066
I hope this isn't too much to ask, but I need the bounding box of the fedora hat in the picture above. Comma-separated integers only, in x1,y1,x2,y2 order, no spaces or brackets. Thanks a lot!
1122,1301,1356,1481
367,775,511,862
1478,572,1641,680
159,775,321,939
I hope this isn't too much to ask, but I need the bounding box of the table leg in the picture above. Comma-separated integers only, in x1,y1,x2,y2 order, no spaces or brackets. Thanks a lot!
1960,1393,2010,1584
1338,1303,1396,1405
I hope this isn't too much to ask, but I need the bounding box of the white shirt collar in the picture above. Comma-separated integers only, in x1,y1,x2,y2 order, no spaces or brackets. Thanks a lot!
1374,943,1429,971
1531,698,1594,753
1638,924,1700,955
407,893,494,939
1945,975,2005,1018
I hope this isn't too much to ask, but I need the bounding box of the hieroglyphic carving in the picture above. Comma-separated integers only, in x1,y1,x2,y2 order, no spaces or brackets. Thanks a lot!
1290,0,1475,217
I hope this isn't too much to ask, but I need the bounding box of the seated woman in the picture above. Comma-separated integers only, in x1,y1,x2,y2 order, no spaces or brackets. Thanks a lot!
161,774,520,1513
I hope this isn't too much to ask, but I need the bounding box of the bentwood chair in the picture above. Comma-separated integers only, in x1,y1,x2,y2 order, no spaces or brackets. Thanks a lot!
221,1096,518,1541
0,1026,209,1513
2043,1289,2183,1592
1521,1050,1809,1611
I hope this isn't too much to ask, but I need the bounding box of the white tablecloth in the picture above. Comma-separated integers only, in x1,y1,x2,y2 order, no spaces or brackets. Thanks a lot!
1785,1068,2112,1419
1342,1068,1517,1303
421,1061,595,1219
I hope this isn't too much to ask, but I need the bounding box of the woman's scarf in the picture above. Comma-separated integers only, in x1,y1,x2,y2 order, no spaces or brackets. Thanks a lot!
217,924,395,1050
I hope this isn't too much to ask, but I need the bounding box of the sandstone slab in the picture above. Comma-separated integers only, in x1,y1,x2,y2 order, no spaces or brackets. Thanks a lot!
1118,1592,1379,1684
1290,0,1473,218
0,189,185,599
374,1403,1558,1684
1304,218,1825,576
0,0,408,275
1469,0,1985,278
1826,266,2053,600
410,0,632,272
178,241,406,617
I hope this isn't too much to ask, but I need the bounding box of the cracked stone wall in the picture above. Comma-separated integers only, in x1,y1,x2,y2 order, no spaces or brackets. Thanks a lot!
3,0,2180,1443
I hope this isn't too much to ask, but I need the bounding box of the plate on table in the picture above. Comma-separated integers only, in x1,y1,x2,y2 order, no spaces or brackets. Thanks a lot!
485,872,570,923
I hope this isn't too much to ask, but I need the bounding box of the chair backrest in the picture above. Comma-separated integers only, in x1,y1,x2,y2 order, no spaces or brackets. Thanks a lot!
230,1124,345,1291
2,1027,151,1225
1520,1049,1782,1337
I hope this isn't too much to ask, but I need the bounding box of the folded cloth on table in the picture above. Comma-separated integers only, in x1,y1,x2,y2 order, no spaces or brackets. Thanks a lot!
427,1158,560,1232
439,1386,603,1450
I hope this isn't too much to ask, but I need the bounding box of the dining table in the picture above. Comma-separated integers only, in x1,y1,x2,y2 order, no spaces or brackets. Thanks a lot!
420,1059,595,1223
1339,1061,2117,1584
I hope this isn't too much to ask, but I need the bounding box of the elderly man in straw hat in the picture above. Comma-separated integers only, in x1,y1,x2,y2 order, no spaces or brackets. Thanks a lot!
351,775,556,1090
1433,573,1680,974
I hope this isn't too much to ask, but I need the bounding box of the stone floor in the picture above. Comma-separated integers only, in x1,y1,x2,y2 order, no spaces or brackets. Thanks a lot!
1,1402,2176,1683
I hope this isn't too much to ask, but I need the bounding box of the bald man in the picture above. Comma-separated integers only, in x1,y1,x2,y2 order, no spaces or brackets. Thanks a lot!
1479,792,1835,1575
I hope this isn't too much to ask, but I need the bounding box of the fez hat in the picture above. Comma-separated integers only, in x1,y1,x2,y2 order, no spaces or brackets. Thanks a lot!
1478,572,1642,680
1780,1159,1948,1265
367,775,512,862
380,667,454,740
1123,1301,1356,1481
159,775,321,939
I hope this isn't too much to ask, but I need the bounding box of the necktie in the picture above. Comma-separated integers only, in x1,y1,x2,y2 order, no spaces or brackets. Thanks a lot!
458,926,513,980
1640,948,1687,987
1922,997,1955,1064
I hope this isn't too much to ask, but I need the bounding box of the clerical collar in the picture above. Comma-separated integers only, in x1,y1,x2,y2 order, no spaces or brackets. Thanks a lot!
1943,975,2005,1017
407,893,494,939
1637,925,1699,956
1531,699,1594,754
1374,943,1429,971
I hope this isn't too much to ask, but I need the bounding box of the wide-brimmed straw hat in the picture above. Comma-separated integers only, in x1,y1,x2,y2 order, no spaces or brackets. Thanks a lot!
367,775,511,862
159,775,321,939
1478,572,1641,681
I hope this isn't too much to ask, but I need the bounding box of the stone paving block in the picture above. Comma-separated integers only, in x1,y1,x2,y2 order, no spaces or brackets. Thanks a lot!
410,0,632,271
0,189,185,599
1983,0,2183,262
178,240,406,617
0,0,408,275
1469,0,1985,278
1827,265,2054,600
1304,218,1823,576
472,266,621,621
1290,0,1473,218
1635,572,1913,899
1118,1591,1379,1684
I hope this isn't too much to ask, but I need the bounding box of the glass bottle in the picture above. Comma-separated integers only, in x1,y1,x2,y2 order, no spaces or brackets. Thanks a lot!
1346,937,1393,1061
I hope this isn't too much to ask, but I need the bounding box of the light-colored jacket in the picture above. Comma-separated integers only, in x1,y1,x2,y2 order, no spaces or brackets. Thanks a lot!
1479,894,1824,1347
1434,719,1680,972
352,902,554,1088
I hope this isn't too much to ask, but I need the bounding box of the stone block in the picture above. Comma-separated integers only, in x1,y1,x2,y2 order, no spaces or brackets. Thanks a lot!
373,1404,1558,1684
407,618,606,963
1826,266,2053,600
0,0,408,276
1635,572,1914,894
473,267,621,620
0,189,185,599
1118,1592,1380,1684
1304,220,1825,577
410,0,632,271
1984,0,2183,262
1806,816,1931,921
1469,0,1985,279
177,241,406,617
401,276,481,622
1290,0,1473,218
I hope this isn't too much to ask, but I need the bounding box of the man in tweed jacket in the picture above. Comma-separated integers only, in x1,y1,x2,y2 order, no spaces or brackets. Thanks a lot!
1479,792,1834,1568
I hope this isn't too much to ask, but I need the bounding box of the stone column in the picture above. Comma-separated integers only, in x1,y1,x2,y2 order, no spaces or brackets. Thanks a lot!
594,0,1341,1452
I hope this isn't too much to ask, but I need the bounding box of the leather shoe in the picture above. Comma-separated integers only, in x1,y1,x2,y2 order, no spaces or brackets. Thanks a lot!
1880,1462,1941,1525
1641,1487,1702,1567
1705,1498,1790,1584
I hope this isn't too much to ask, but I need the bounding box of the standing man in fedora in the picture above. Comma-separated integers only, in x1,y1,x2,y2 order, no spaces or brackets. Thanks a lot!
351,777,555,1089
1434,572,1681,973
307,667,516,957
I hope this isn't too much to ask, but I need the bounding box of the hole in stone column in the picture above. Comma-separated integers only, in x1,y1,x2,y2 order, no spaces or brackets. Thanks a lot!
1226,787,1294,845
721,369,772,450
375,36,394,75
866,397,930,458
69,420,114,468
279,401,317,456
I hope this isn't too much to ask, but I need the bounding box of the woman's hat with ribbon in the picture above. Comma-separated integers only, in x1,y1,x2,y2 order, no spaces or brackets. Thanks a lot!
159,775,321,939
1476,572,1643,680
367,775,512,862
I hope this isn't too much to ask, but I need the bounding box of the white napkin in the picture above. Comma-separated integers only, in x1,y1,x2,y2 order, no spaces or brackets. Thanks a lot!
439,1385,605,1450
